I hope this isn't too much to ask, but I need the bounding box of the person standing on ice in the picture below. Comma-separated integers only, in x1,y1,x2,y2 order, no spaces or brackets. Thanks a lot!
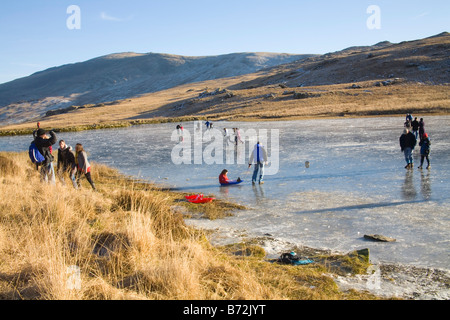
248,142,268,185
411,117,420,140
234,128,244,145
399,128,417,169
418,133,431,170
419,118,425,143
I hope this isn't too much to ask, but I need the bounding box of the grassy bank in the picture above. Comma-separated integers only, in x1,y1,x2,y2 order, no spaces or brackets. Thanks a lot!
0,152,381,300
1,81,448,137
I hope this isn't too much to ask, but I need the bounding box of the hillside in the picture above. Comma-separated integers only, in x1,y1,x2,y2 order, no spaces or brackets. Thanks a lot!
0,32,449,133
0,52,314,125
231,32,450,89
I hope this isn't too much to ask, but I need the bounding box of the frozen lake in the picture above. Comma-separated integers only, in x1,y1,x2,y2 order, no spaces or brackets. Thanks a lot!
1,116,449,274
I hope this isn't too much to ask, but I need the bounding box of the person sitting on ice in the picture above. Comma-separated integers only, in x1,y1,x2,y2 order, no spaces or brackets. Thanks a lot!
219,169,241,185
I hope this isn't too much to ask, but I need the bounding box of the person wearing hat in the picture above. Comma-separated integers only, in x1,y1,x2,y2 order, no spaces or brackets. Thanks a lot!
34,128,57,183
418,133,431,169
399,128,416,169
32,122,41,139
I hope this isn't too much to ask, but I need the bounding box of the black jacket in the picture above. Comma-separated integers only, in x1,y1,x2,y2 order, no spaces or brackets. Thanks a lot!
57,147,75,172
34,131,57,165
399,132,417,151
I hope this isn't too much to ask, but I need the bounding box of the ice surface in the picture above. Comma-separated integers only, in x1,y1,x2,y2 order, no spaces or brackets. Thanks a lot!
1,116,449,298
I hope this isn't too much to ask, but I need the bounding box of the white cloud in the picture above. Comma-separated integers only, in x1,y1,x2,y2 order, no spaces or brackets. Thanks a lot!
100,12,125,22
411,11,431,20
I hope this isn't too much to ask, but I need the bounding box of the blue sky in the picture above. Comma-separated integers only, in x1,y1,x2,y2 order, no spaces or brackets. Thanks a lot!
0,0,449,84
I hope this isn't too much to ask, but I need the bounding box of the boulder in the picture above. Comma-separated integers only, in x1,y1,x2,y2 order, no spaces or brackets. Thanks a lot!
293,92,321,99
364,234,396,242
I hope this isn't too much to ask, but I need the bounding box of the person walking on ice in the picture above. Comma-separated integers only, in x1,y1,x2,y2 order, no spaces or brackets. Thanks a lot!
399,128,417,169
248,141,268,185
418,133,431,170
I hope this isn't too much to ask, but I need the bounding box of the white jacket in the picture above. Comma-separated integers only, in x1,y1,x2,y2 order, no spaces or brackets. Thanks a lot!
249,144,268,164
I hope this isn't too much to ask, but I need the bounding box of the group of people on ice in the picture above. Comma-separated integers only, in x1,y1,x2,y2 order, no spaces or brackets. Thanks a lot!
400,114,431,170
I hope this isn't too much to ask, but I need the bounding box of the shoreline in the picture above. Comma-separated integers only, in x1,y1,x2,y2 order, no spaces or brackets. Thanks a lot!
184,218,450,300
164,176,450,300
1,111,449,137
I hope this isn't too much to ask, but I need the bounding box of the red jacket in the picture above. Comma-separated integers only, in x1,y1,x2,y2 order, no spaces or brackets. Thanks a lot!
219,174,230,184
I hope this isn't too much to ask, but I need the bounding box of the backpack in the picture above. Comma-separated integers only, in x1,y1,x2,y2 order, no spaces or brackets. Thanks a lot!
29,141,45,165
277,252,314,266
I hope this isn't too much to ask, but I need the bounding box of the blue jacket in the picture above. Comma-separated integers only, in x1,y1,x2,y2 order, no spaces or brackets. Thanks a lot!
420,138,431,155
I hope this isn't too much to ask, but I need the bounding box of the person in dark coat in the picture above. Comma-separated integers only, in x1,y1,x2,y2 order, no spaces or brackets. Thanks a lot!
57,140,77,188
411,117,420,140
418,118,425,143
399,128,417,169
34,129,57,183
418,133,431,169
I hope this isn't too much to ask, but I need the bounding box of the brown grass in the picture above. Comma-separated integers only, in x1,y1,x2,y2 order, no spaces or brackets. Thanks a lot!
1,80,448,137
0,152,382,300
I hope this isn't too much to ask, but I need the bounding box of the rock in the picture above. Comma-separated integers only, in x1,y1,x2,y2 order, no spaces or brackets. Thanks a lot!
45,105,79,117
364,234,396,242
224,91,234,99
264,93,276,99
406,62,420,68
293,92,321,99
293,92,310,99
352,248,370,263
198,88,228,98
351,84,362,89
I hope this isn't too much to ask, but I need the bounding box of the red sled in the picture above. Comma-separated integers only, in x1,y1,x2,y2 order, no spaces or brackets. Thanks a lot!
185,194,215,203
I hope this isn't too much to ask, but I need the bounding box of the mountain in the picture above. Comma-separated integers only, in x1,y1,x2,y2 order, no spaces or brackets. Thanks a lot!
0,52,314,124
230,32,449,90
0,32,448,128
